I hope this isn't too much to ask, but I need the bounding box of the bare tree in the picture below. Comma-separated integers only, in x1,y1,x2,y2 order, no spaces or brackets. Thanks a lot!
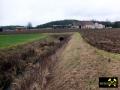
27,22,32,29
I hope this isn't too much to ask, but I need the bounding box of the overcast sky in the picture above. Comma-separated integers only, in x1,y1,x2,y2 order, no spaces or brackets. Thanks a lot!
1,0,120,26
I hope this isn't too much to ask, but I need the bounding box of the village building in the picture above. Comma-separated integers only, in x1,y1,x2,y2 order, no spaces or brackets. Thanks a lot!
94,23,105,29
72,21,105,29
80,21,95,29
15,26,26,32
52,21,105,29
72,21,95,29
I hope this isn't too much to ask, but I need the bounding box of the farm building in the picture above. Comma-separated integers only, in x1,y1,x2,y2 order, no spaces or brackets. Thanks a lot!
72,21,105,29
72,21,95,29
1,26,26,32
94,23,105,29
15,26,26,32
80,21,95,29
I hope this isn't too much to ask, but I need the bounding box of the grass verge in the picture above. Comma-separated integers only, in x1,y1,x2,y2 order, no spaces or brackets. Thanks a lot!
0,33,48,49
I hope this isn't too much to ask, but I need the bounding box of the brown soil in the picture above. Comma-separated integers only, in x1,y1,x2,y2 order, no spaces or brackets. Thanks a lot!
80,29,120,54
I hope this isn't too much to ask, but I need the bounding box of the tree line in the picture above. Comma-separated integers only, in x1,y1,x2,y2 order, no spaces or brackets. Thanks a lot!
0,21,120,31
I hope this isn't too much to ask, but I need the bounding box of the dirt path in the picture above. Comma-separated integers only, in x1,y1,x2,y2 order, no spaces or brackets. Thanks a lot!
46,32,120,90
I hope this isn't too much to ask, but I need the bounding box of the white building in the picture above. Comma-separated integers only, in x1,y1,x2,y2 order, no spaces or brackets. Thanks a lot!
94,23,105,29
72,21,105,29
72,21,95,29
71,25,80,29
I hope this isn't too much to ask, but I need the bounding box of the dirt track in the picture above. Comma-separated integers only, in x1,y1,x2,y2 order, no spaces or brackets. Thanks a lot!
45,33,120,90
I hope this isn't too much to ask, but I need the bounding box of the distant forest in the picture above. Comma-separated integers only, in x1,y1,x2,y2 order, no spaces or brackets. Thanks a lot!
36,20,78,28
1,20,120,30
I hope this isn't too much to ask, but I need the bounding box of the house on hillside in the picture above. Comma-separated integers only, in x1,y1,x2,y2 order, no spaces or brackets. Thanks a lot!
81,21,95,29
72,21,105,29
72,21,95,29
94,23,105,29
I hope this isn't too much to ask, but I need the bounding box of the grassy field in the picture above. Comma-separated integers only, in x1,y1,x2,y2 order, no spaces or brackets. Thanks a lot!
0,33,48,48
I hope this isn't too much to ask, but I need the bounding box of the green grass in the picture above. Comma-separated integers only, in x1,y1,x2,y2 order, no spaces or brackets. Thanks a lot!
96,49,120,60
0,33,48,48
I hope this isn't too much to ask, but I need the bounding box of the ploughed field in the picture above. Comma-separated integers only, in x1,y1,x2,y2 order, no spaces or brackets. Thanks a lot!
80,29,120,54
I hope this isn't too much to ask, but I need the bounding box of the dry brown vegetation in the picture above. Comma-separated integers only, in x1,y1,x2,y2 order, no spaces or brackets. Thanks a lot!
0,34,71,90
1,29,120,90
46,33,120,90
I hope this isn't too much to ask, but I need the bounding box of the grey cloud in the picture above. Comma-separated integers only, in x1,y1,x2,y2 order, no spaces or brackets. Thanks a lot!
0,0,120,26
